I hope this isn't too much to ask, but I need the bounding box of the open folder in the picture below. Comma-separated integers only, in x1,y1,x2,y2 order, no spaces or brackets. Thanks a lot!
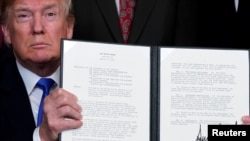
60,39,249,141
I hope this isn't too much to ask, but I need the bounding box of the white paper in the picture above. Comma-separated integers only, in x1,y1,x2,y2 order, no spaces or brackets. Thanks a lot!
160,48,249,141
60,40,150,141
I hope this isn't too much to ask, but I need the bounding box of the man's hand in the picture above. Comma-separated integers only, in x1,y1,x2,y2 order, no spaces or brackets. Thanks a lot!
242,115,250,125
39,88,83,141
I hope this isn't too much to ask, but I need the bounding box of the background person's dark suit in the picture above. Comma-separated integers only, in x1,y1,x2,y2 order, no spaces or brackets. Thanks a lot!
0,48,36,141
72,0,198,46
197,0,250,49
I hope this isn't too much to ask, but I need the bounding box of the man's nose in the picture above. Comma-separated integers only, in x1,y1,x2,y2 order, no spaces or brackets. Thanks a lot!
32,15,45,35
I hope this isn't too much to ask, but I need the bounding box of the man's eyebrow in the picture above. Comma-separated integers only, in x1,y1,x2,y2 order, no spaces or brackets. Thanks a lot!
41,4,59,11
14,6,31,13
13,3,59,13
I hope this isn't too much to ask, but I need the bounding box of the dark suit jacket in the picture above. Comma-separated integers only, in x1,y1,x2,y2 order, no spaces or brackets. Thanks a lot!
0,47,36,141
0,1,197,140
197,0,250,49
72,0,198,46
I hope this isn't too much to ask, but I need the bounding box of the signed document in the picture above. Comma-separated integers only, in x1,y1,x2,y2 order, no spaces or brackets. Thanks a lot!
60,40,150,141
160,48,249,141
60,40,249,141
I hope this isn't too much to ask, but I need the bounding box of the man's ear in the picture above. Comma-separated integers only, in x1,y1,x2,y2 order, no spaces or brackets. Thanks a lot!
66,16,75,39
1,25,11,44
66,22,74,39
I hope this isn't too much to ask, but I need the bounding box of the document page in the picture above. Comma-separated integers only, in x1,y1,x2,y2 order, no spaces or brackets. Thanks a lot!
160,48,249,141
60,40,150,141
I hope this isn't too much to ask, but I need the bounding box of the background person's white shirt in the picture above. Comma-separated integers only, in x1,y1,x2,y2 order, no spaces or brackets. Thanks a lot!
115,0,120,13
235,0,239,12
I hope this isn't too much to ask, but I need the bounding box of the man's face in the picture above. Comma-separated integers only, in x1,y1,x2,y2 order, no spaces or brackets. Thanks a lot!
2,0,73,66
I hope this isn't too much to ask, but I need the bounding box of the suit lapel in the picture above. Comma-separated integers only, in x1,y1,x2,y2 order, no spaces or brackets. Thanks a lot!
237,0,250,15
97,0,124,42
129,0,157,43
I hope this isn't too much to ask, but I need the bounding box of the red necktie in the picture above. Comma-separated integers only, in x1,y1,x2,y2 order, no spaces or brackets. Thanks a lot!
119,0,136,43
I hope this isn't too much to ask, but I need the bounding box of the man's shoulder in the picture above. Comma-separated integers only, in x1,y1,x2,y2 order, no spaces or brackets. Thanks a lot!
0,43,14,64
0,43,15,80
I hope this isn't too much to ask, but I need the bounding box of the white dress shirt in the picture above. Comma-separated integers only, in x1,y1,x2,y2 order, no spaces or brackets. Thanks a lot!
235,0,239,12
115,0,120,14
16,61,60,141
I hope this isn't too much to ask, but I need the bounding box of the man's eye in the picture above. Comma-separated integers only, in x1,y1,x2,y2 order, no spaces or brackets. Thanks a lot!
18,14,28,18
16,13,31,22
47,12,56,16
45,12,57,21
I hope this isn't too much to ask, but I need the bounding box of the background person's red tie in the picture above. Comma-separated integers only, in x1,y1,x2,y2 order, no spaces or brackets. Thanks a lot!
119,0,136,43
